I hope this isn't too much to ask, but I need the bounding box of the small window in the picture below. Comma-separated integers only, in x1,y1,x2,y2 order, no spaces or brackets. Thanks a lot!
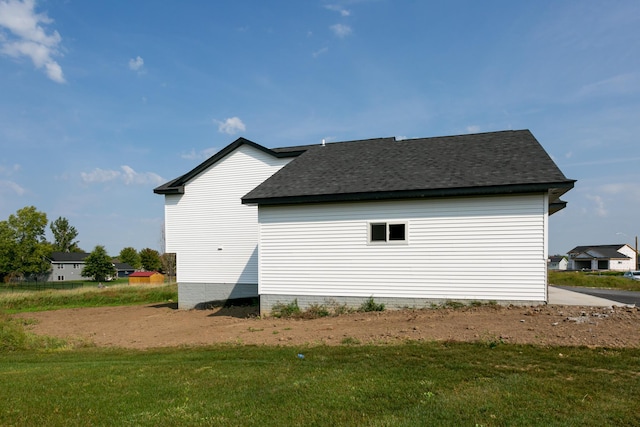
370,223,387,242
369,222,407,243
389,223,406,241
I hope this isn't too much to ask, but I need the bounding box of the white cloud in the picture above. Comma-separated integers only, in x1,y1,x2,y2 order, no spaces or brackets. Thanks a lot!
216,116,246,135
0,163,20,175
325,5,350,17
599,182,640,198
0,0,65,83
0,179,25,195
81,166,164,186
129,55,144,71
578,72,640,98
466,125,481,134
312,46,328,58
330,23,352,38
180,149,199,161
180,147,219,161
585,194,608,217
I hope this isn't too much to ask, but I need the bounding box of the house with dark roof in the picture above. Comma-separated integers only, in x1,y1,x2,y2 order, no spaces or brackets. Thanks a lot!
48,252,134,281
548,256,568,271
114,262,136,278
155,130,575,311
48,252,92,282
567,244,637,271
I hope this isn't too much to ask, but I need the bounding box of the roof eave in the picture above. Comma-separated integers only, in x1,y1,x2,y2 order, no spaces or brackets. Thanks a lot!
153,184,185,195
153,138,307,196
243,181,576,206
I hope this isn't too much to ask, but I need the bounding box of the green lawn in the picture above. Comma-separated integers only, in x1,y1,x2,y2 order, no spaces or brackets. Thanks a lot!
548,270,640,291
1,275,639,425
0,283,177,313
1,343,638,426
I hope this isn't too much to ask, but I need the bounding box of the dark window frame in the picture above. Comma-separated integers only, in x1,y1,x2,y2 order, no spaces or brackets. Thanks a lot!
368,221,408,244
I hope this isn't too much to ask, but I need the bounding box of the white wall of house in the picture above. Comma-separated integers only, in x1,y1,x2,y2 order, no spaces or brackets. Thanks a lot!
258,193,549,310
163,144,292,308
612,245,637,271
567,244,637,271
548,258,568,271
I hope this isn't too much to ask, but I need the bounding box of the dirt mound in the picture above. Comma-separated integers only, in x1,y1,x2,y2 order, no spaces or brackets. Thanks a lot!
15,303,640,349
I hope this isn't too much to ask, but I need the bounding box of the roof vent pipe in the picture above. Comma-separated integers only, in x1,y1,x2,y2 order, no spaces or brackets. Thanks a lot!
322,138,326,146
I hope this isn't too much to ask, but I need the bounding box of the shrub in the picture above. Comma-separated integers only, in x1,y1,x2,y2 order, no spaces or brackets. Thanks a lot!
270,299,301,318
326,299,353,316
359,296,385,312
302,303,330,318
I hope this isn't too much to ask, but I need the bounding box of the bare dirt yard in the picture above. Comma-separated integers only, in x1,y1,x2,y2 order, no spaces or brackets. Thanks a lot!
15,303,640,349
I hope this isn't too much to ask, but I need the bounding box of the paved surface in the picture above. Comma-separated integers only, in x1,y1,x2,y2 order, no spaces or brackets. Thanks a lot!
554,286,640,306
548,285,631,307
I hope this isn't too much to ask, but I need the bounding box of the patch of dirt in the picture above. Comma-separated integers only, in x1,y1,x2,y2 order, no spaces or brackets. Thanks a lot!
14,303,640,349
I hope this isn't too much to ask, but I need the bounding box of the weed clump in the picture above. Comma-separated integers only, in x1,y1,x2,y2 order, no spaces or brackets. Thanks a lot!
358,296,385,312
270,299,356,319
270,299,301,318
0,311,72,351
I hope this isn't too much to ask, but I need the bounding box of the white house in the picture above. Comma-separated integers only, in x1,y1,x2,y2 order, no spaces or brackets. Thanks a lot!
548,256,568,271
154,138,304,308
567,244,637,271
156,130,575,311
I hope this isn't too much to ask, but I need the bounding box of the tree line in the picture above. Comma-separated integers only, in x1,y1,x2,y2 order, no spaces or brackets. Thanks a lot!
0,206,174,283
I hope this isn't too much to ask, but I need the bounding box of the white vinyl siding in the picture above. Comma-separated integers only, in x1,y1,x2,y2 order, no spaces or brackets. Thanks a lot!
164,144,291,284
258,194,549,302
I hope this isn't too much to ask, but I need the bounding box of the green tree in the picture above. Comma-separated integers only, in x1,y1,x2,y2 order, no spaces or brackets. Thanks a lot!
0,221,17,282
3,206,51,281
160,252,176,280
50,216,80,252
119,247,141,269
82,245,116,281
139,248,161,272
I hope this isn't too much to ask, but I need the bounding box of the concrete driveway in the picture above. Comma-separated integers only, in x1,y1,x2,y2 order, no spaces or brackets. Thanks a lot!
548,285,629,306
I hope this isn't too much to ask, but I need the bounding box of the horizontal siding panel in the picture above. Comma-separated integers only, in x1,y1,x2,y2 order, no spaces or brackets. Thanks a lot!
258,194,548,301
164,145,291,283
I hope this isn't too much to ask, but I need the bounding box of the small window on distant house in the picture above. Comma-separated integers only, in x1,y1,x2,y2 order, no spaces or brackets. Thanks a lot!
369,222,407,243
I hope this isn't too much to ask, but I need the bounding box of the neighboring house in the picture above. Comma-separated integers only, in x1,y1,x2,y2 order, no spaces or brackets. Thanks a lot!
48,252,128,281
567,244,637,271
114,262,136,278
48,252,91,282
548,256,568,271
128,271,165,285
155,130,575,311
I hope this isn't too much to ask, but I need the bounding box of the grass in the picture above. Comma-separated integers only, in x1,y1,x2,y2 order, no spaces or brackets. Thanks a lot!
1,274,639,424
549,270,640,291
0,343,638,426
0,283,177,313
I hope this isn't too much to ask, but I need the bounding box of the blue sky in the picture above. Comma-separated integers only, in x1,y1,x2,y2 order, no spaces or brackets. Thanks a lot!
1,0,639,256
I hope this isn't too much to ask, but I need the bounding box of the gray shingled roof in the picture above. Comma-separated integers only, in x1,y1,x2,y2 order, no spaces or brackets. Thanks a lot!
568,244,631,259
50,252,90,262
242,130,575,211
